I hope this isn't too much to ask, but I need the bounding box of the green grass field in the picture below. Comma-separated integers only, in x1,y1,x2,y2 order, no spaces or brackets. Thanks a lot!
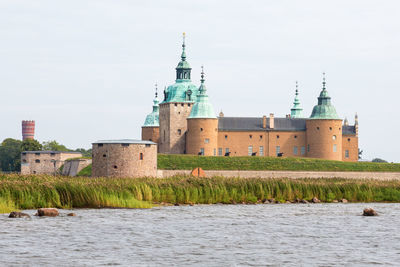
2,174,400,213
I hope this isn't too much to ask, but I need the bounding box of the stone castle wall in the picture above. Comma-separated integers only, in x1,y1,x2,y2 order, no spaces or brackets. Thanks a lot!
186,118,218,155
92,143,157,177
61,158,92,177
21,152,82,175
142,126,160,147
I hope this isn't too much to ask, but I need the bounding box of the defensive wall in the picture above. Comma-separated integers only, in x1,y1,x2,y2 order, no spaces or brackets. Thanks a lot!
62,158,92,177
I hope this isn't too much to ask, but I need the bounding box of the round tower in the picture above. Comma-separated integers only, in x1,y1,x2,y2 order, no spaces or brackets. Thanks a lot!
306,74,342,161
142,85,160,145
186,67,218,156
22,120,35,140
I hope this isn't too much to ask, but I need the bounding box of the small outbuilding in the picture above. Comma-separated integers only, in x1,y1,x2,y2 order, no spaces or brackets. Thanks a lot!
21,151,82,175
92,139,157,178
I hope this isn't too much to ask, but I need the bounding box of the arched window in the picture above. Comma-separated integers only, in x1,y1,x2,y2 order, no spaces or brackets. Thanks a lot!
184,72,187,79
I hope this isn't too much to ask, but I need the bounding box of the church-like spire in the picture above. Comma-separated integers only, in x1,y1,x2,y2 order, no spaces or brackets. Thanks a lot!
290,81,303,118
143,84,160,127
310,73,340,119
188,67,216,119
199,66,207,94
176,32,191,81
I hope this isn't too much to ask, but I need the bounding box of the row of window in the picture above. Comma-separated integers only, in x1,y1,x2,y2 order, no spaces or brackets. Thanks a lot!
174,103,191,107
315,127,341,131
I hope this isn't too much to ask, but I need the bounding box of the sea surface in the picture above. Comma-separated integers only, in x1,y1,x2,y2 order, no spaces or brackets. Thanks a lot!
1,203,399,266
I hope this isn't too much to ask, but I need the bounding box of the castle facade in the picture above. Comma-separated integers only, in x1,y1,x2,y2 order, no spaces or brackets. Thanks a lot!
142,36,359,162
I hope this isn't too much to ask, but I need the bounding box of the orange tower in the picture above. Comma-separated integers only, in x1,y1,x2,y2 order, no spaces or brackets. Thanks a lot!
22,120,35,140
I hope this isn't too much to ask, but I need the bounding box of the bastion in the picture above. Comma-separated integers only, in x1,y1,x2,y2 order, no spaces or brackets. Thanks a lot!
92,139,157,178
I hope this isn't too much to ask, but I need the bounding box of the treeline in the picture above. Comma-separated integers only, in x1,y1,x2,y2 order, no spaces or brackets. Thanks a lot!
0,138,91,172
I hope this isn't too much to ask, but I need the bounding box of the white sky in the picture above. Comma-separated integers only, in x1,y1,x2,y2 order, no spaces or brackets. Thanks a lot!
0,0,399,162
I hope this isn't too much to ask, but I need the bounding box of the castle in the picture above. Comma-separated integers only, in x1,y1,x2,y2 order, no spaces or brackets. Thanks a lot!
142,35,359,162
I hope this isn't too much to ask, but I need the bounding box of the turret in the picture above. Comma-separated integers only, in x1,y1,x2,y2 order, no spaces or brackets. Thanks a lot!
142,85,160,145
290,81,303,118
22,120,35,140
186,67,218,156
306,73,342,161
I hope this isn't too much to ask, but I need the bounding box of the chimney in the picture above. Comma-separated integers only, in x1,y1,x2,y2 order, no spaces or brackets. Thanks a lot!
262,115,267,129
219,111,224,117
286,114,291,119
355,113,359,137
22,120,35,140
269,113,274,129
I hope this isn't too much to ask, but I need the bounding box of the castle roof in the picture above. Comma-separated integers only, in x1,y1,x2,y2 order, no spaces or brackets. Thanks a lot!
342,125,356,135
218,117,307,131
309,73,340,120
93,139,156,145
290,81,303,118
143,87,160,127
188,67,216,119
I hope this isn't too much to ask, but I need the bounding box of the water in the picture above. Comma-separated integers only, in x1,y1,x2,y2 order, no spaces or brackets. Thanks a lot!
1,203,400,266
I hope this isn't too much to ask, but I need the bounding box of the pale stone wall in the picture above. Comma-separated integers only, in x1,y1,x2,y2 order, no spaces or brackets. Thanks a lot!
159,102,193,154
21,152,82,175
187,118,218,156
92,143,157,177
61,159,92,177
158,169,400,180
306,119,343,161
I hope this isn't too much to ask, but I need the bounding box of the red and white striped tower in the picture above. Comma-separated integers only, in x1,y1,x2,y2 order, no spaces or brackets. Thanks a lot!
22,120,35,140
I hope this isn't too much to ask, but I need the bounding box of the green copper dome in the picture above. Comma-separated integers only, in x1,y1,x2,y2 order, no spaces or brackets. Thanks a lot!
290,81,303,118
143,90,160,127
309,74,340,120
162,33,199,103
188,68,216,119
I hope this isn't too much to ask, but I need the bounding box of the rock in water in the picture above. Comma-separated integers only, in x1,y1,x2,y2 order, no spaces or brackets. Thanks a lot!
312,197,321,203
9,211,31,218
37,208,59,217
363,208,378,216
341,199,348,203
300,199,309,204
67,213,76,217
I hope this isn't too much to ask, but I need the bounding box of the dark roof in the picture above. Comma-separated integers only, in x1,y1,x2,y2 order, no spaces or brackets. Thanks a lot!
21,151,81,154
218,117,306,131
342,125,356,135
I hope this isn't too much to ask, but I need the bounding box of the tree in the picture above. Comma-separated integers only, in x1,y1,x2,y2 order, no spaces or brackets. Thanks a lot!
372,158,388,163
21,139,42,152
0,138,22,172
74,148,92,157
42,140,70,151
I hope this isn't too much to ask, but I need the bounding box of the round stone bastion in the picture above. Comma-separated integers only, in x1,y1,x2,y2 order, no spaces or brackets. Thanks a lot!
92,139,157,178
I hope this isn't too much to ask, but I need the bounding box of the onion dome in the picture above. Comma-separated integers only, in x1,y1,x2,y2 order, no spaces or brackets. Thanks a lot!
188,67,217,119
309,73,340,119
162,33,199,103
143,85,160,127
290,81,303,118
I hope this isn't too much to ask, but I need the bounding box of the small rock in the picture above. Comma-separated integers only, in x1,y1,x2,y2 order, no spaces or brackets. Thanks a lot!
332,200,339,203
67,213,76,216
189,202,194,206
268,198,275,203
8,211,30,218
312,197,321,203
37,208,59,217
300,199,309,204
363,208,378,216
341,198,348,203
294,198,301,203
231,200,237,204
174,203,180,206
286,201,291,204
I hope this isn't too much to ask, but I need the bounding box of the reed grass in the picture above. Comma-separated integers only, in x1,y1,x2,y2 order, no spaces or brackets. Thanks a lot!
2,174,400,213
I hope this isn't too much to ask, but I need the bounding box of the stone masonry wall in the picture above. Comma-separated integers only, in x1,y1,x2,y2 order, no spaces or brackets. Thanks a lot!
21,152,82,175
187,118,218,156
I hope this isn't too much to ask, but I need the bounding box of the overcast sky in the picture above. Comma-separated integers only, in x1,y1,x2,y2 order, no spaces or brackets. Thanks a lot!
1,0,399,162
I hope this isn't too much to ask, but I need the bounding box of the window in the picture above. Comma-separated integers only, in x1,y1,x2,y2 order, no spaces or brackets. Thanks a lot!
332,135,336,140
249,135,252,139
35,159,40,163
260,135,263,139
103,154,106,158
248,146,253,156
145,144,151,147
50,153,56,156
163,130,166,142
184,72,187,79
22,159,27,163
178,129,182,135
218,148,223,156
225,148,229,154
276,135,280,139
188,104,191,107
317,127,320,130
276,146,280,156
293,146,298,155
301,146,305,155
307,144,310,152
35,153,40,156
205,138,210,144
329,127,332,130
22,152,26,155
348,138,351,142
174,103,177,107
200,148,205,155
225,135,228,140
122,143,129,147
213,148,216,156
113,165,118,169
345,150,349,158
181,103,184,107
259,146,264,156
333,144,337,152
294,135,297,139
200,128,203,132
140,153,144,160
98,144,103,147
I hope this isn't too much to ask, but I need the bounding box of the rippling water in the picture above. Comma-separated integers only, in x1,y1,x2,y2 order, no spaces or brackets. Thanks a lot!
1,203,400,266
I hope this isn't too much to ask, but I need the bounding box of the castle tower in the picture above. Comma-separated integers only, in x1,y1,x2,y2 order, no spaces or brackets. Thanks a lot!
290,81,303,118
158,33,199,154
22,120,35,140
186,67,218,156
306,73,342,161
142,85,160,146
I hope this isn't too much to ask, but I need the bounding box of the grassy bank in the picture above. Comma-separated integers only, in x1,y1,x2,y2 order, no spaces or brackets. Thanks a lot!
2,174,400,213
158,154,400,172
